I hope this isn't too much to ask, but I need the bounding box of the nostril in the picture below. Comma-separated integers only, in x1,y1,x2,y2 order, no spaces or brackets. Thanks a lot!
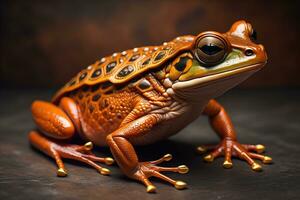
245,49,254,56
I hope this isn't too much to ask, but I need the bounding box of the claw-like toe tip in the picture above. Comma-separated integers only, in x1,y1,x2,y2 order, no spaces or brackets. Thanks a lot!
263,156,272,164
105,157,115,165
255,144,265,153
147,185,156,193
223,160,233,169
84,141,93,151
178,165,189,174
175,181,187,190
163,154,172,161
203,154,214,162
57,168,67,177
100,168,111,175
251,163,262,172
196,146,206,154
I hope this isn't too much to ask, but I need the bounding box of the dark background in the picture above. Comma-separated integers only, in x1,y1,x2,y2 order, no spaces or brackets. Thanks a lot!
1,0,300,89
1,1,300,200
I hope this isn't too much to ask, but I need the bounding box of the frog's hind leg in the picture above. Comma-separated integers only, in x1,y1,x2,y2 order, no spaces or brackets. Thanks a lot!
29,98,114,177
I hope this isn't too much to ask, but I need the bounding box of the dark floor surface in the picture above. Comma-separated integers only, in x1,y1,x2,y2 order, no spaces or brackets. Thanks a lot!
0,89,299,200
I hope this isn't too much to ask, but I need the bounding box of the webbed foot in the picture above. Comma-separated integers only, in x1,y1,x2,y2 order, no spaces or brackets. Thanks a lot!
197,138,272,171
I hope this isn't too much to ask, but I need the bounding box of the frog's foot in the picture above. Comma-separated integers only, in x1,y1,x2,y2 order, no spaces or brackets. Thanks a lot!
29,131,114,177
53,141,115,177
196,139,272,171
132,154,189,193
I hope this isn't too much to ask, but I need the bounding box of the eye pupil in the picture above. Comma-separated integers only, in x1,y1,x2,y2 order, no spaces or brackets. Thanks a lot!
200,44,223,55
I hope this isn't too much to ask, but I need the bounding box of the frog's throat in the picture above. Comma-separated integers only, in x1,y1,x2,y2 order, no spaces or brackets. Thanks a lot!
171,62,264,101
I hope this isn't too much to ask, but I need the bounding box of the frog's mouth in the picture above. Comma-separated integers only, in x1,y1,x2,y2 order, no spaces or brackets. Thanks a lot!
171,62,265,100
173,62,265,89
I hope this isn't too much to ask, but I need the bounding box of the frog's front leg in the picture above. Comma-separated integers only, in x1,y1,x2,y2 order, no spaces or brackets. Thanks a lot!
197,99,272,171
106,114,188,193
29,97,114,177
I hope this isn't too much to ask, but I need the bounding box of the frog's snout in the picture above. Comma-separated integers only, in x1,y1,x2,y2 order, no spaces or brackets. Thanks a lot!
259,44,268,63
256,44,268,64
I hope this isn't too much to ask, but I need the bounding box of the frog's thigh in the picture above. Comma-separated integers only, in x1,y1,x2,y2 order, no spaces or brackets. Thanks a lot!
106,114,161,173
31,98,77,139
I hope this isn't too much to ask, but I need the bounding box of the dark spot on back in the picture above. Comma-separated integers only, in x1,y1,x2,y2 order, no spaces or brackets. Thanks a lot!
129,54,140,62
91,68,102,78
91,84,100,92
138,79,151,90
154,51,165,61
106,61,117,73
118,65,134,77
175,56,189,71
142,58,151,66
104,89,114,95
92,94,101,101
130,76,141,84
82,85,89,92
102,82,113,89
79,72,87,81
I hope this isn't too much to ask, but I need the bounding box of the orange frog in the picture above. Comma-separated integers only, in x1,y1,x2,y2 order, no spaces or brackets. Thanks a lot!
29,20,271,193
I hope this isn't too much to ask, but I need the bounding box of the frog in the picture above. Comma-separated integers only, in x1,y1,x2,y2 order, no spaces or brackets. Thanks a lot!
29,20,271,193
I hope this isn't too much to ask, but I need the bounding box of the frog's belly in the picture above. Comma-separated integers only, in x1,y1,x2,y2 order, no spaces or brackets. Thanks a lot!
79,102,205,147
129,103,205,145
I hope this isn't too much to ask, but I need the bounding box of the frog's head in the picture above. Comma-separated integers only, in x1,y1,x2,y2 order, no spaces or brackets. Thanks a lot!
169,20,267,101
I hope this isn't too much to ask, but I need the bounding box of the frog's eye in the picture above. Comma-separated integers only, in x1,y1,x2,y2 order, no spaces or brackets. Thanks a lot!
194,35,229,67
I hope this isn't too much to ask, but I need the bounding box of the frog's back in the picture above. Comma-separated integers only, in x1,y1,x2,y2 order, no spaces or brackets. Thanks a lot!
52,35,196,103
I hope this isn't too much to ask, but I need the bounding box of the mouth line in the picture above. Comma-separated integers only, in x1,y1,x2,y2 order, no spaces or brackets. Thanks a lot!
173,62,265,90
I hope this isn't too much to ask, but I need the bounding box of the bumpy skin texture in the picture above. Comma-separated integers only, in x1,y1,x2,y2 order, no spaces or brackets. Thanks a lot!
29,20,271,193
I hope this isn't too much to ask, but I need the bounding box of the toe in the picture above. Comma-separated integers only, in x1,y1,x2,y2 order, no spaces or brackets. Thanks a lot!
57,168,68,177
178,165,189,174
203,154,214,162
100,168,111,175
251,162,263,172
175,181,187,190
223,160,233,169
255,144,266,153
247,152,273,164
149,153,173,165
84,141,93,151
147,185,156,193
104,157,115,165
203,146,222,163
263,156,272,164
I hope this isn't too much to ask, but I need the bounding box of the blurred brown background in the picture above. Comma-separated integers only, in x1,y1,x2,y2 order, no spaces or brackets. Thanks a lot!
1,0,299,89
